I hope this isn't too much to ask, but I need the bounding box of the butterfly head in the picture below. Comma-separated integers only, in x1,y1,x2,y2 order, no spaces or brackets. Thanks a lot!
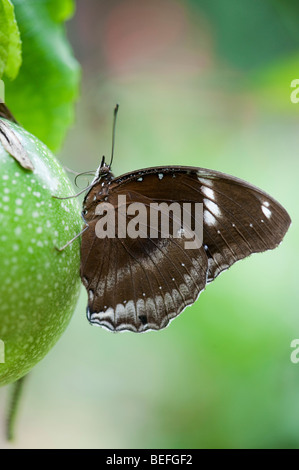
91,156,113,186
98,155,111,174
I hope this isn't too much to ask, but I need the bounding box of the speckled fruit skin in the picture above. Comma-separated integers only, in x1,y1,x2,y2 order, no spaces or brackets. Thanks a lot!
0,120,82,386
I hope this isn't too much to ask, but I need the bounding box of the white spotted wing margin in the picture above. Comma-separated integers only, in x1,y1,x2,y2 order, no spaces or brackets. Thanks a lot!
80,165,291,333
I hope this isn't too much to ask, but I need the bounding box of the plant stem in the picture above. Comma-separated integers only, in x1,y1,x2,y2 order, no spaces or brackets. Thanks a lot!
6,374,28,441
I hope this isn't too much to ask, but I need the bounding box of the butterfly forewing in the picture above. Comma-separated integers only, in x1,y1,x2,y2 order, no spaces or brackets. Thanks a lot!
80,166,291,332
111,167,291,281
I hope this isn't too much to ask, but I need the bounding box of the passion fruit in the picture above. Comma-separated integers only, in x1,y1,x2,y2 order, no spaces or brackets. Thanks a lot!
0,119,81,386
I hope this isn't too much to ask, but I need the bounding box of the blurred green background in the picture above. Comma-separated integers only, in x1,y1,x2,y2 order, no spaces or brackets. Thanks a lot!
1,0,299,448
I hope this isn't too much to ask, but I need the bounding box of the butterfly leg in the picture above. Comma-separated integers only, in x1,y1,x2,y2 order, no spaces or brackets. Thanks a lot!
55,212,89,252
63,166,81,176
52,184,94,200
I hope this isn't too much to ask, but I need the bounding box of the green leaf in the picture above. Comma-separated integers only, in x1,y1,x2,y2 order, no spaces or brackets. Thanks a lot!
0,0,22,79
4,0,80,151
46,0,75,23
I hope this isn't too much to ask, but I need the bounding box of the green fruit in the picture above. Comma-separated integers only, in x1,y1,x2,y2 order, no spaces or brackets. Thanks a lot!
0,120,81,386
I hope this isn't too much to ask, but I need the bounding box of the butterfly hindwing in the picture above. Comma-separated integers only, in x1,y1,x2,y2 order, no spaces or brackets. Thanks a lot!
81,187,209,332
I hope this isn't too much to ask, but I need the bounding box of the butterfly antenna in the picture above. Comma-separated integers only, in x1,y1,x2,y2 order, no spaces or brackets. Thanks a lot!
74,170,97,188
109,103,119,168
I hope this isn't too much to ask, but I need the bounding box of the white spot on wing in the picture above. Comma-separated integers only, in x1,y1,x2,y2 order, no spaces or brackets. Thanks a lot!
202,186,215,199
125,301,135,320
261,205,271,219
204,210,217,226
115,303,125,320
204,198,221,217
158,173,164,180
197,175,213,186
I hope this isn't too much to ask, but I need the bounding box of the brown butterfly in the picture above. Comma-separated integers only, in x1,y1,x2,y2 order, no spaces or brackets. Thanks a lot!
0,103,17,123
71,106,291,333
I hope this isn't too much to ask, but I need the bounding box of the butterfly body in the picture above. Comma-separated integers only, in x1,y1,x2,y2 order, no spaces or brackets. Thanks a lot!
80,162,291,333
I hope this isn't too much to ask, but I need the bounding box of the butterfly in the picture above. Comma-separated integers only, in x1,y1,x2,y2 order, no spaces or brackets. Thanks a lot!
76,106,291,333
0,103,17,123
